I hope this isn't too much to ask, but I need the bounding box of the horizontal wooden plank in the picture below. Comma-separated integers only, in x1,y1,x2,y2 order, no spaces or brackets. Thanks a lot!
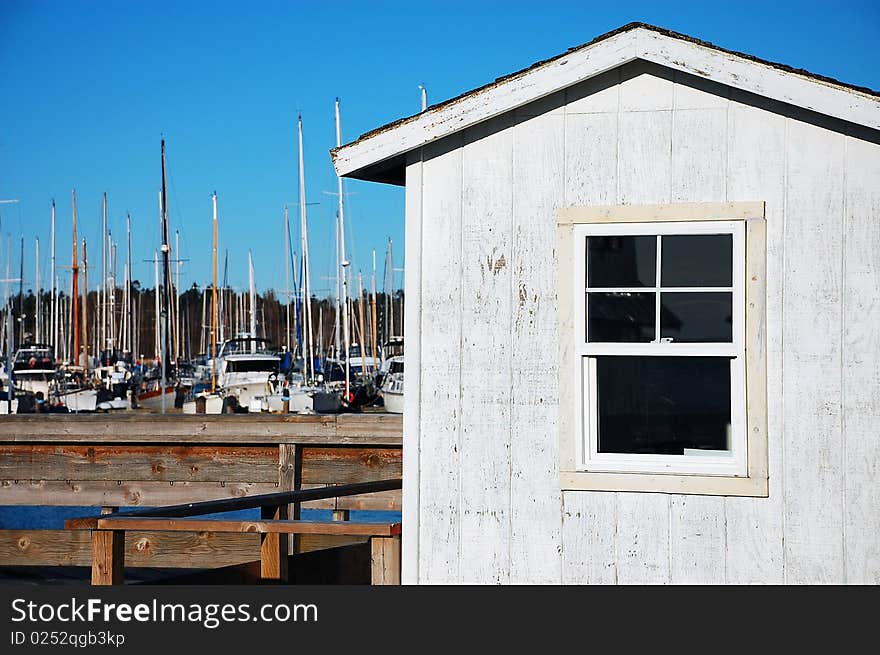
0,529,259,568
0,479,402,509
91,518,403,536
63,479,402,527
0,444,401,486
301,446,402,485
0,413,402,445
0,479,282,506
301,486,401,511
558,201,764,224
297,534,369,554
0,445,278,483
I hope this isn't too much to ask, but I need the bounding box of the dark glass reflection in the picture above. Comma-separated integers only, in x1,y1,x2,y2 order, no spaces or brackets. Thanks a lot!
587,236,656,288
587,293,655,342
596,356,731,454
661,234,732,287
660,292,733,342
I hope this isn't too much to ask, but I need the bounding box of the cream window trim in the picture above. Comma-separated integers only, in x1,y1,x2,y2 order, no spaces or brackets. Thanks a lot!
557,201,768,497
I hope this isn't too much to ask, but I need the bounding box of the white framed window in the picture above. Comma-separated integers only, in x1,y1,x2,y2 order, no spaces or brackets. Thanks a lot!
557,202,768,497
576,221,746,476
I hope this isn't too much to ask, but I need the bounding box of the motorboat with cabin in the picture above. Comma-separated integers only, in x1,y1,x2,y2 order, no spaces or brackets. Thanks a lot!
379,355,403,414
216,336,282,411
10,343,56,400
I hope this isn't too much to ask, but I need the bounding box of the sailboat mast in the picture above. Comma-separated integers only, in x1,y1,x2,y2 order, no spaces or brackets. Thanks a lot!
284,205,290,350
81,239,88,376
34,238,40,344
5,236,11,358
333,205,340,359
126,214,132,354
100,192,106,356
175,229,180,362
160,139,172,392
110,238,116,353
385,239,393,343
18,236,23,346
211,192,218,392
71,191,79,366
153,251,159,362
248,251,257,342
50,200,56,353
335,98,351,399
357,273,366,378
371,249,377,372
297,114,314,381
4,235,11,406
220,250,228,344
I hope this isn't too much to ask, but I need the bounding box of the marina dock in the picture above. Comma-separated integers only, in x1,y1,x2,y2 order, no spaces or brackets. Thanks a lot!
0,413,402,584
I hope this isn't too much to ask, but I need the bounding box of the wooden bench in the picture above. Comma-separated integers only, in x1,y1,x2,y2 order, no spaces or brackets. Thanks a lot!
65,479,402,585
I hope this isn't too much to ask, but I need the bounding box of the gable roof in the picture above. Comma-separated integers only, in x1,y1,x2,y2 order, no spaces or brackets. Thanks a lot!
332,22,880,185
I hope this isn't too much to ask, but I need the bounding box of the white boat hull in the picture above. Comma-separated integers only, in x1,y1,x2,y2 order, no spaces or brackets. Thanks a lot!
136,387,177,411
97,396,130,411
59,389,98,412
382,389,404,414
0,399,19,414
183,394,224,414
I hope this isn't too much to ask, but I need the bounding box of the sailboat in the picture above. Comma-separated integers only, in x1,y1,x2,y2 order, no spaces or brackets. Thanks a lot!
52,190,98,412
276,114,341,414
136,140,179,412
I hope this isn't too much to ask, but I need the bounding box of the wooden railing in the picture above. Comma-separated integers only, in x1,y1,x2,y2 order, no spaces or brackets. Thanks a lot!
66,479,403,585
0,414,402,576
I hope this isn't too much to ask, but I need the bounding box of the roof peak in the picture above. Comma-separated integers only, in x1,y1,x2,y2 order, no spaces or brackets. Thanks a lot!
334,22,879,183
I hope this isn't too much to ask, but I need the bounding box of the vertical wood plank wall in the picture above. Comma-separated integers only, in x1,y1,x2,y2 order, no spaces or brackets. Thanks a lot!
406,60,880,583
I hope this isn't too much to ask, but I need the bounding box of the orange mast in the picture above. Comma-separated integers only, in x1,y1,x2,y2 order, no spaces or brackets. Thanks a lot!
81,239,88,376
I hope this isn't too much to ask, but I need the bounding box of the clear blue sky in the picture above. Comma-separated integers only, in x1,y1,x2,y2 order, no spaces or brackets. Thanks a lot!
2,0,878,295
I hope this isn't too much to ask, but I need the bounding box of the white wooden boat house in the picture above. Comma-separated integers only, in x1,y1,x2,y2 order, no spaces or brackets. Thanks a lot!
333,23,880,583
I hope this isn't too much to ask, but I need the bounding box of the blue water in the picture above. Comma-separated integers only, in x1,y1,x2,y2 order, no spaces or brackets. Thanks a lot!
0,506,401,529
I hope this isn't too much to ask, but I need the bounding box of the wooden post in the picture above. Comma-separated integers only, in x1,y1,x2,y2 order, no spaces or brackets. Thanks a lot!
370,535,400,585
332,509,350,521
279,444,301,554
91,530,124,585
260,503,288,582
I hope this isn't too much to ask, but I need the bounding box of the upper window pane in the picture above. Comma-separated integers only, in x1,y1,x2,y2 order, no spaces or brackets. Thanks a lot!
587,236,655,288
660,292,733,343
661,234,732,287
587,293,655,342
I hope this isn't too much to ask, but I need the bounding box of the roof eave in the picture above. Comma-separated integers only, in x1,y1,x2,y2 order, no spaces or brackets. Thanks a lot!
333,24,880,182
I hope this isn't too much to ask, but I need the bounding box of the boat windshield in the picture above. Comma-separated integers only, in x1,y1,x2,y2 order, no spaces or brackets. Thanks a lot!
219,338,275,357
226,359,279,374
13,345,55,371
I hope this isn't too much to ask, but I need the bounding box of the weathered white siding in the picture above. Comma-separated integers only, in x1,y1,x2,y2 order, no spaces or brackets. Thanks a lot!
406,60,880,584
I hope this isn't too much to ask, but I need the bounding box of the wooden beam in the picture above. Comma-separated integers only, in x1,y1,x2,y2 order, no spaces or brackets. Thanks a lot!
0,414,402,445
0,530,260,568
91,530,124,585
279,444,302,554
301,488,400,511
260,504,288,582
64,478,402,524
370,536,401,585
88,518,403,536
0,479,399,511
300,446,401,485
0,445,278,483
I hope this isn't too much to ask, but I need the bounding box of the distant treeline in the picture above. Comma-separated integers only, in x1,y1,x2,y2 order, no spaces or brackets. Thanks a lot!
1,283,404,362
